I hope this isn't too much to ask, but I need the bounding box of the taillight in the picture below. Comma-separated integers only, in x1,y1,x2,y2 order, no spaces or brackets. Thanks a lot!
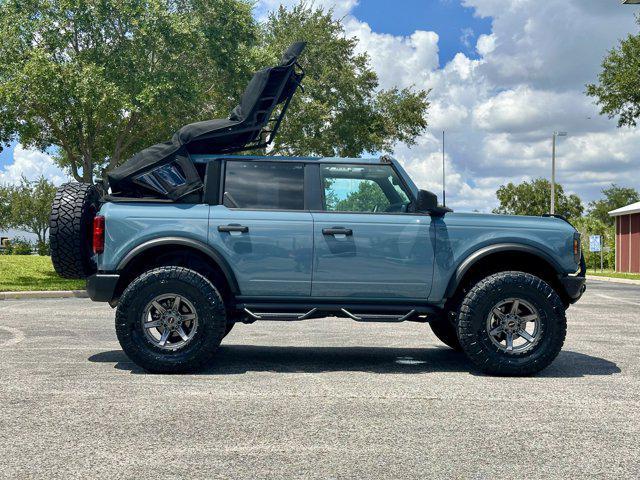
93,215,105,254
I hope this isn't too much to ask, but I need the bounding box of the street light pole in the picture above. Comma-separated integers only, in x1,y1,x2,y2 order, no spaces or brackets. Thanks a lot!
550,131,567,215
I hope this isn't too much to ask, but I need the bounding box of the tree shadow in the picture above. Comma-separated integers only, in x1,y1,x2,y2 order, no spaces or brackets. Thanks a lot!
88,346,620,378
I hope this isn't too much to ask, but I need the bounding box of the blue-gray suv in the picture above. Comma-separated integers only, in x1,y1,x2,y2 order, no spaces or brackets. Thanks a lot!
48,43,586,375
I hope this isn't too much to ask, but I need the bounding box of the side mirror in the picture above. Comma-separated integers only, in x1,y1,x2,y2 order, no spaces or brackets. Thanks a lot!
414,189,452,216
415,189,438,212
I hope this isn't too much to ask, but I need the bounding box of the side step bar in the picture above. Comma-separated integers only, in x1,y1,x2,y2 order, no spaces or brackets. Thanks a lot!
340,308,416,322
237,305,435,323
243,308,318,321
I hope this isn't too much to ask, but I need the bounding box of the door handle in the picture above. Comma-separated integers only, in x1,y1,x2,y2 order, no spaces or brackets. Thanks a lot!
218,224,249,233
322,227,352,236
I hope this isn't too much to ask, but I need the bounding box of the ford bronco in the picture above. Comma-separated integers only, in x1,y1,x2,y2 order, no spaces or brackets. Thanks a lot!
49,43,586,375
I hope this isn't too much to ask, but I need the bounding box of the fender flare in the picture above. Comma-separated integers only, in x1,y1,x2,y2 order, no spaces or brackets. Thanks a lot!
444,243,563,298
116,236,240,294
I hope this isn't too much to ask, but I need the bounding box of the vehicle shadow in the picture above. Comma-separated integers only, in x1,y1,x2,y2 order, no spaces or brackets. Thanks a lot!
88,346,620,378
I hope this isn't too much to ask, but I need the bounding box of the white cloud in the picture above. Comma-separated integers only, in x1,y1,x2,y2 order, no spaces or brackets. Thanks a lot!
476,33,496,56
344,18,440,90
0,145,68,186
337,0,640,211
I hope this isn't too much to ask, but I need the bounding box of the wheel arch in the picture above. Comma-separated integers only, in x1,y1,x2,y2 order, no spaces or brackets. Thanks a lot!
445,243,566,304
113,237,240,301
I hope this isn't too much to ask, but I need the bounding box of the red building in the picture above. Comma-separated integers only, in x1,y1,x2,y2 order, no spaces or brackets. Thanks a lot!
610,201,640,273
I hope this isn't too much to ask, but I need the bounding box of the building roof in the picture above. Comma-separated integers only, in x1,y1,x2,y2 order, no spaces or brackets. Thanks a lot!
609,201,640,217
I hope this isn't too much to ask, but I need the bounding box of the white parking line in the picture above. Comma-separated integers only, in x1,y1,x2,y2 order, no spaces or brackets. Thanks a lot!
594,293,640,307
0,325,26,348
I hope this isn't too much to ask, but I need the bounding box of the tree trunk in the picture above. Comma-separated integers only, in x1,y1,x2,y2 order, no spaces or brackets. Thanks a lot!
82,156,93,183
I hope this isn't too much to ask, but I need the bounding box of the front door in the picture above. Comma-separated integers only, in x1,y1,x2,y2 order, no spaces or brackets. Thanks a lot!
311,162,434,299
209,160,313,297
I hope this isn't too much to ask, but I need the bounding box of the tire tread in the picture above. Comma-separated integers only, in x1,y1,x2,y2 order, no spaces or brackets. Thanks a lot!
457,271,566,376
50,182,100,279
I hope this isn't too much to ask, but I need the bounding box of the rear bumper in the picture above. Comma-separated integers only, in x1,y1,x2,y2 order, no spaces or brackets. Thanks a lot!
559,255,586,304
86,273,120,303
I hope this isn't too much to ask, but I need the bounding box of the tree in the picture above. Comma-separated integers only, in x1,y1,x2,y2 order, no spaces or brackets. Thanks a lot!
0,1,429,184
572,215,615,270
586,16,640,127
0,176,57,246
0,0,257,182
493,178,584,220
263,5,429,157
333,181,389,212
588,184,639,226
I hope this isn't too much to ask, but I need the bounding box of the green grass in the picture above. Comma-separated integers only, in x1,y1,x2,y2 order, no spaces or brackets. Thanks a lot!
587,269,640,280
0,255,85,292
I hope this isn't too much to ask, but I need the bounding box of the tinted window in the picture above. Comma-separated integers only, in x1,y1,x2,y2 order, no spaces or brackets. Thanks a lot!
321,164,411,213
223,161,304,210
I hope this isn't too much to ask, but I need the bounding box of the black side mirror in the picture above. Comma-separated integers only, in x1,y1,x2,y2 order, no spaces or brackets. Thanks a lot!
414,189,452,216
415,189,438,212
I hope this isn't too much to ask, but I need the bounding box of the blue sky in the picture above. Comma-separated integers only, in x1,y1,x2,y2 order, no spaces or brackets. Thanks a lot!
0,143,15,170
352,0,492,64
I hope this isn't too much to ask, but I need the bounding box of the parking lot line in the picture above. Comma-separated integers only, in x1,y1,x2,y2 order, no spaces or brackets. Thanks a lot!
594,293,640,307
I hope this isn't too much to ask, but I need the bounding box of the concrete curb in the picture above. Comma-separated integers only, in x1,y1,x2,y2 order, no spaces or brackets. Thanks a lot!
0,290,88,300
587,275,640,286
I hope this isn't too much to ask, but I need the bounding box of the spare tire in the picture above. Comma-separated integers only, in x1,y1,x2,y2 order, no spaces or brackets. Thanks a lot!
50,182,101,279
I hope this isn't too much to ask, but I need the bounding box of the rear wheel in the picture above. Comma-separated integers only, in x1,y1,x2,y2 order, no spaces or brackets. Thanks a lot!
457,271,566,376
115,267,226,373
49,182,101,279
429,314,462,351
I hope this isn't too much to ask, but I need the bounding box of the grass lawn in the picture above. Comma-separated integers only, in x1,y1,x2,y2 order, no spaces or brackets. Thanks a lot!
587,269,640,280
0,255,86,292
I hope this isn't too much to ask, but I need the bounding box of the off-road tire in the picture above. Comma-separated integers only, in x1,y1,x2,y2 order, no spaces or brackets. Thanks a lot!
429,314,462,351
50,182,101,279
457,271,566,376
115,267,227,373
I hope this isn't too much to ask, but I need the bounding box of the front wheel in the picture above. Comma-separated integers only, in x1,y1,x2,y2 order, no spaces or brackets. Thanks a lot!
115,267,227,373
457,271,566,376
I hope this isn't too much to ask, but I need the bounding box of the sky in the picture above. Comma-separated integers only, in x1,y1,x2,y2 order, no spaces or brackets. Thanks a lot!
2,0,640,213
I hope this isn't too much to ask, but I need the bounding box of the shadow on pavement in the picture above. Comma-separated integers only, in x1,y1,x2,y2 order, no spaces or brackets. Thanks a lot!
88,346,620,378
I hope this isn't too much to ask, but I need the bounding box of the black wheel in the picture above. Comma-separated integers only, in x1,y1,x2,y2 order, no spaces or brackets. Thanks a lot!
457,271,566,376
115,267,227,373
429,314,462,351
50,182,101,279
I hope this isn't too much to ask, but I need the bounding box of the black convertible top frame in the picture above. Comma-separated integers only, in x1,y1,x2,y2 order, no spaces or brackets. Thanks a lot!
200,59,304,155
107,42,307,199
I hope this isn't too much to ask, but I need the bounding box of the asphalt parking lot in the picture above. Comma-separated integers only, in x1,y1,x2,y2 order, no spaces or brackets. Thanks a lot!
0,279,639,479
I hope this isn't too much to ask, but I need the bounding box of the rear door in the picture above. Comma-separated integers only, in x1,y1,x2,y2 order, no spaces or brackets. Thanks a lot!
209,160,313,297
310,162,434,299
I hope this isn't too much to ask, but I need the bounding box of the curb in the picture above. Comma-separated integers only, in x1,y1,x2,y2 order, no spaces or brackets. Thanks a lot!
586,275,640,286
0,290,88,300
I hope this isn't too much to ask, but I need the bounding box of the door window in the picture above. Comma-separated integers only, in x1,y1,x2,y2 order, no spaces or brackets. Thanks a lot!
223,161,304,210
321,164,412,213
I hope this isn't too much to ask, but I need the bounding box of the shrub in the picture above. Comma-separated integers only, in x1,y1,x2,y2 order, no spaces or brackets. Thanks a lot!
9,237,33,255
36,240,50,256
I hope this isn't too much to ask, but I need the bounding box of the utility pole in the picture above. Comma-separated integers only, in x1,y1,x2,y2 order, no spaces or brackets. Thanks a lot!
550,131,567,215
442,130,446,207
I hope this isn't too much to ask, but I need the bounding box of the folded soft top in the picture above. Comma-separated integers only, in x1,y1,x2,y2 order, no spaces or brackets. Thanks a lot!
107,42,306,198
